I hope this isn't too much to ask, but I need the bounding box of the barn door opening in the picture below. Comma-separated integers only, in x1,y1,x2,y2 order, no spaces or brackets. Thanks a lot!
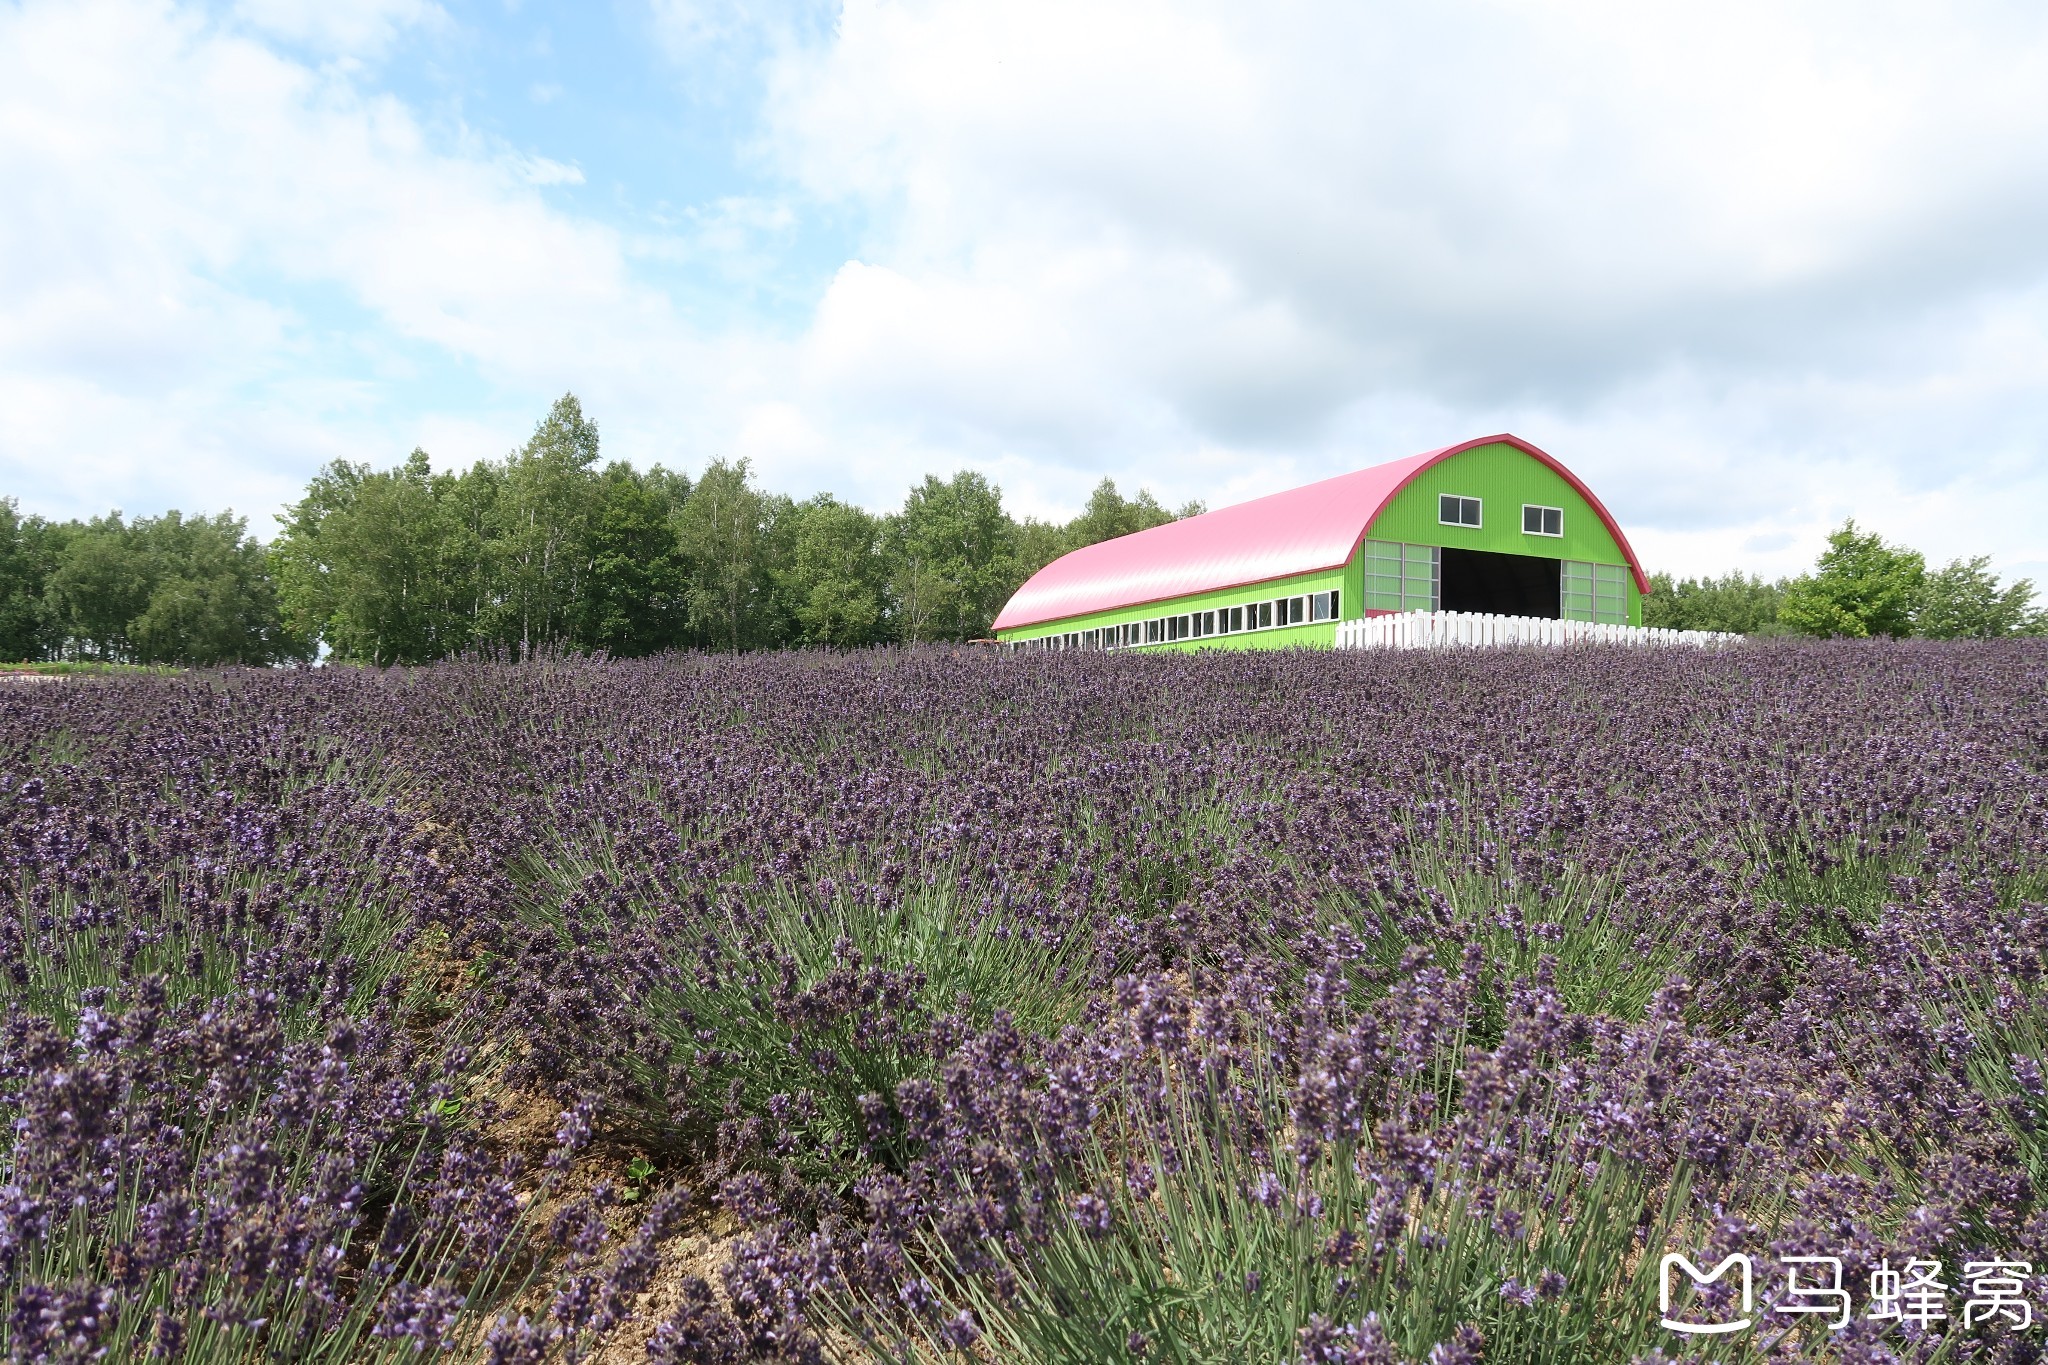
1439,547,1561,619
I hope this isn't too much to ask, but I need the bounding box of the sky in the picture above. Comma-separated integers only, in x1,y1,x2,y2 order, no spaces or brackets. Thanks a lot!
4,0,2047,585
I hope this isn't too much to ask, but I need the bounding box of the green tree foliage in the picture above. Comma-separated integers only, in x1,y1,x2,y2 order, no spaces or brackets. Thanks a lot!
674,457,772,652
272,399,701,663
1066,478,1177,550
302,397,1203,657
577,462,691,655
1778,520,1926,639
1647,528,2041,641
39,511,304,665
0,501,69,660
888,472,1016,641
129,512,305,665
487,395,603,655
44,516,151,660
1642,571,1788,635
773,495,888,647
1913,556,2043,638
274,452,476,665
1010,517,1070,585
0,394,1217,662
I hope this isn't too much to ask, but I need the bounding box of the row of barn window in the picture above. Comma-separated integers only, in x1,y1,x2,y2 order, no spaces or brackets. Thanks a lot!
1013,590,1343,652
1011,541,1633,652
1440,495,1566,538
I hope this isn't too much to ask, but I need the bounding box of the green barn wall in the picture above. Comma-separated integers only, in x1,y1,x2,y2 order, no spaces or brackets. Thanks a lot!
997,440,1644,646
1369,443,1627,565
1368,442,1642,626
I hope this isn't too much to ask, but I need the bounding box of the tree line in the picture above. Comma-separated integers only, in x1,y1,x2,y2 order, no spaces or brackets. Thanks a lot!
1643,520,2043,639
0,395,1198,666
2,396,2037,665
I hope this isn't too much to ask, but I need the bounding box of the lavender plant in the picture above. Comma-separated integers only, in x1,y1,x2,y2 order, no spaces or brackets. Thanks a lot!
3,639,2045,1363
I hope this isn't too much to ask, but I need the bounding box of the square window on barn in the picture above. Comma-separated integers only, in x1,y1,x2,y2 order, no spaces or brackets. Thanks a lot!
1258,601,1272,629
1523,505,1563,537
1439,494,1482,527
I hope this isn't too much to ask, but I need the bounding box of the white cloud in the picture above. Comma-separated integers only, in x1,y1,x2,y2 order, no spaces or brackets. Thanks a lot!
507,153,586,186
739,0,2048,578
3,0,2047,592
0,0,744,519
233,0,445,58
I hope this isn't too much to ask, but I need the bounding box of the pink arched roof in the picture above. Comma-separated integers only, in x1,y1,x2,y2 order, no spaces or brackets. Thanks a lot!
992,434,1648,632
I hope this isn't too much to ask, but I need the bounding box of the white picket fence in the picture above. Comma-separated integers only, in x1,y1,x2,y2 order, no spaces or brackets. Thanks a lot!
1335,611,1738,650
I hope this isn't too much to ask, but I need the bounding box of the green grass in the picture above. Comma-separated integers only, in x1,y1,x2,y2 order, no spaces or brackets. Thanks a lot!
828,1044,1699,1364
0,659,184,675
513,835,1095,1170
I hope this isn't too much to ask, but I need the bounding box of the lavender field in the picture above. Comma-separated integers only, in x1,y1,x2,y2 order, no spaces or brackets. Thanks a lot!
5,642,2047,1364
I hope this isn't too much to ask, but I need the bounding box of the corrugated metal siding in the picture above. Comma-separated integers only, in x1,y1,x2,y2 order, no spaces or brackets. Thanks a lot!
1363,443,1629,568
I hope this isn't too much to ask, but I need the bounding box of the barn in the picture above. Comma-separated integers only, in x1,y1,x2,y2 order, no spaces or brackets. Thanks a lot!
993,434,1648,651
